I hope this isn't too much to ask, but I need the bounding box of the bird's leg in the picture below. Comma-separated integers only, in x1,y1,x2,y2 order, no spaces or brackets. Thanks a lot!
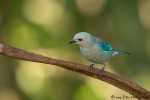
99,64,106,76
89,63,94,72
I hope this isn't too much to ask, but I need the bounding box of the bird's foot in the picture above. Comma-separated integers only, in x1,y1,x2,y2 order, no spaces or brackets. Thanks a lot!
89,63,94,72
99,67,105,76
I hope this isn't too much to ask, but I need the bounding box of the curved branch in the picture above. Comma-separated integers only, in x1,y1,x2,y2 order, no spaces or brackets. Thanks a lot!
0,43,150,100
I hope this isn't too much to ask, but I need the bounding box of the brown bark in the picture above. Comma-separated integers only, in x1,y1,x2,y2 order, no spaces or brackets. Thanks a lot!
0,43,150,100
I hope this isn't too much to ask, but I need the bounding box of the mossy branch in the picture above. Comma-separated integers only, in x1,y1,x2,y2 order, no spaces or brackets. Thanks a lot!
0,43,150,100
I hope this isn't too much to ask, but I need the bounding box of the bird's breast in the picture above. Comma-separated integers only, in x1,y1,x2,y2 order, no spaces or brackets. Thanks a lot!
80,46,110,64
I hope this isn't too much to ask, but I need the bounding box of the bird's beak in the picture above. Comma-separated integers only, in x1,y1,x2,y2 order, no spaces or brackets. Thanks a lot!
69,39,76,44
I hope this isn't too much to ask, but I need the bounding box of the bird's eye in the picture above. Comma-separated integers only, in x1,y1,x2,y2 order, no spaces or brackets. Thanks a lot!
79,39,82,41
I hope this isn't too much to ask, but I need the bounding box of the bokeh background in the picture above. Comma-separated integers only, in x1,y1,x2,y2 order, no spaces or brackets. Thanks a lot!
0,0,150,100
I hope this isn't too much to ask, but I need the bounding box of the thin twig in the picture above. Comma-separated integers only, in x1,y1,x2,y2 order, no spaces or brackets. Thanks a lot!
0,43,150,100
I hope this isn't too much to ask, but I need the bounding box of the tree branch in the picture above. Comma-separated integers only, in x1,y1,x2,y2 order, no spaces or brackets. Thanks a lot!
0,43,149,100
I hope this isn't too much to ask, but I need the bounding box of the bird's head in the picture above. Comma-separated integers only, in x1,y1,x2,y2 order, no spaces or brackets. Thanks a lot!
69,32,95,47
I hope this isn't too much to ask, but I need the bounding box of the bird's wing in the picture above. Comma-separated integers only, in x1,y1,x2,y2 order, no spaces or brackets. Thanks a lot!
95,37,114,51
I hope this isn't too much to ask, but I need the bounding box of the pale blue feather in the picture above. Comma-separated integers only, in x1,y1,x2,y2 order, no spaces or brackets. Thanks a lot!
70,32,130,66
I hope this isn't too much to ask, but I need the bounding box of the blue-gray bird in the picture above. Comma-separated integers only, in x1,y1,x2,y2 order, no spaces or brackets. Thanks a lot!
69,32,130,76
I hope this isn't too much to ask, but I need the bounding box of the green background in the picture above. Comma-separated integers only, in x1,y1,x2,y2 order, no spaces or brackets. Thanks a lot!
0,0,149,100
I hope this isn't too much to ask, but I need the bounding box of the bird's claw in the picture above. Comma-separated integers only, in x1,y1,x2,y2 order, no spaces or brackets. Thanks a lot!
99,67,105,76
89,63,94,72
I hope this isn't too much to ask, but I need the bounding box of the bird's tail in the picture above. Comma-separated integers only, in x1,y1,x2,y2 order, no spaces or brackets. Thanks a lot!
116,50,130,55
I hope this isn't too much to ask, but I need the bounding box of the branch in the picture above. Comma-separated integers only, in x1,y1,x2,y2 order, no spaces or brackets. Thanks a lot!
0,43,150,100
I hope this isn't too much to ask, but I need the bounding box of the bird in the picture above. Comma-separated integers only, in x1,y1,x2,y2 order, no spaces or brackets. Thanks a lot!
69,32,130,76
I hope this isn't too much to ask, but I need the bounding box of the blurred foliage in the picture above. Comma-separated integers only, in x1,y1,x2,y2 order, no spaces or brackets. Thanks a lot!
0,0,150,100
